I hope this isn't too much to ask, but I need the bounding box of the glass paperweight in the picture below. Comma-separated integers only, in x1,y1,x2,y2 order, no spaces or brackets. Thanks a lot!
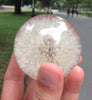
14,14,81,80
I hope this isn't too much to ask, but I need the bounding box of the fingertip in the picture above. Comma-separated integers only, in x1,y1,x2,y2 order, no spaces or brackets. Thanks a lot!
65,66,84,93
61,66,84,100
70,66,84,82
38,63,64,87
78,56,82,65
39,63,64,76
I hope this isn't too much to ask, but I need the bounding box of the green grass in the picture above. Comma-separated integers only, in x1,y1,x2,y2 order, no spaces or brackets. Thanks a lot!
79,12,92,18
0,9,47,14
0,10,46,96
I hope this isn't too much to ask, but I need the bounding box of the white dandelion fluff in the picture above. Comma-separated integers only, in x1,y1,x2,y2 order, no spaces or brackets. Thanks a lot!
14,14,81,80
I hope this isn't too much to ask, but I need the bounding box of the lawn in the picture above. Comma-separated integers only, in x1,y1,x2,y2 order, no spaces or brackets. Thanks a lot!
0,10,46,96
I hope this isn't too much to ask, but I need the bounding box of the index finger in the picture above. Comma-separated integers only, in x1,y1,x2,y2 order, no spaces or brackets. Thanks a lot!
1,53,25,100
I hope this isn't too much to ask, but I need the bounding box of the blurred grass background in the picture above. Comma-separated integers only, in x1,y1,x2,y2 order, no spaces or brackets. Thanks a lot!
0,10,46,96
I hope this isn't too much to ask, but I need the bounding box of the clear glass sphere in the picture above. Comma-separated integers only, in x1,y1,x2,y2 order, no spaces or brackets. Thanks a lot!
14,14,81,80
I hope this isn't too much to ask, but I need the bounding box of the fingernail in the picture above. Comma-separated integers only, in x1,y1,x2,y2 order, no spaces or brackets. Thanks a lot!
75,66,82,73
38,68,59,87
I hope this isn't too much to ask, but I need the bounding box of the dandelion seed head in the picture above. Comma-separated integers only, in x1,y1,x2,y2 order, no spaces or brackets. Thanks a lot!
14,14,81,80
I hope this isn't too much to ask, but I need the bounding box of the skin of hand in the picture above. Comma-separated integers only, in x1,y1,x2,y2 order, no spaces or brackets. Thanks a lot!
1,53,84,100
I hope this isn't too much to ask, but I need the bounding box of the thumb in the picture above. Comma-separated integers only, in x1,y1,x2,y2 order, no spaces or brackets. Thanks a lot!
33,63,64,100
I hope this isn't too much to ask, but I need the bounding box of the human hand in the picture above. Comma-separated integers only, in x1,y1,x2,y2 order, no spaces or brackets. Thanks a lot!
1,53,84,100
